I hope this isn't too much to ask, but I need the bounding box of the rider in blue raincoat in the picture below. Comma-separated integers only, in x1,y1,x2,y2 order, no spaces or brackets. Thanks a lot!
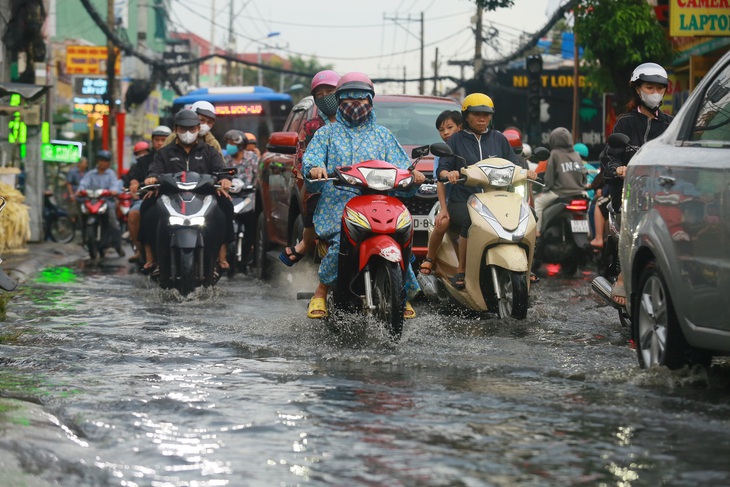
303,72,426,319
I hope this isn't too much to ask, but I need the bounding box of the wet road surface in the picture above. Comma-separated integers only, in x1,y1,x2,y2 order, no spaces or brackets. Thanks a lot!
1,257,730,486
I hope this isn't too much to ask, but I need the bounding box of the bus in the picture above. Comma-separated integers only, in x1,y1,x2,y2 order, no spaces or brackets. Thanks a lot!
172,86,293,152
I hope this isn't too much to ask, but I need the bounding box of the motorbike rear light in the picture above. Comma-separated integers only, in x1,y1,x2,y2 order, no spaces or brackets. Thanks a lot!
566,199,588,211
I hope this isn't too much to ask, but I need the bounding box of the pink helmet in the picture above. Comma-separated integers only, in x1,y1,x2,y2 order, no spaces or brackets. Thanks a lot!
311,70,341,95
335,72,375,100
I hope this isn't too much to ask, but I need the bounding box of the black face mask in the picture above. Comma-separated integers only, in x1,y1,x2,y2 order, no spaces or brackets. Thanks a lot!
315,93,338,117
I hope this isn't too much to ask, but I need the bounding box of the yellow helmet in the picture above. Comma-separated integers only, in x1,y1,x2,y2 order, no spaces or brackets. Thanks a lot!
461,93,495,114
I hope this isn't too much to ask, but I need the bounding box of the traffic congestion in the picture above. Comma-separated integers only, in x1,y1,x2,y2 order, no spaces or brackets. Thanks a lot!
1,0,730,485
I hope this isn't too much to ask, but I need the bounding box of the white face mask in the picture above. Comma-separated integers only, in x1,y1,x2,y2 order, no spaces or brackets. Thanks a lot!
178,131,197,145
640,92,664,110
199,124,211,136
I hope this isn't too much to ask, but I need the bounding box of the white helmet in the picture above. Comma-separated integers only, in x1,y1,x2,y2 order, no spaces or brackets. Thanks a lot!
522,143,532,159
630,63,669,86
151,125,171,137
191,100,216,120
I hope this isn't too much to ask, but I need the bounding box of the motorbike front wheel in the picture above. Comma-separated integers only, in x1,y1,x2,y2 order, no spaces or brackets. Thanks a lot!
497,269,528,320
372,259,405,340
178,248,196,296
49,216,76,243
85,224,98,260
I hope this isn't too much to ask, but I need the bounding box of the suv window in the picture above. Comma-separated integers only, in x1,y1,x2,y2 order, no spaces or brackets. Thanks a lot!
691,61,730,143
375,101,457,146
286,108,308,133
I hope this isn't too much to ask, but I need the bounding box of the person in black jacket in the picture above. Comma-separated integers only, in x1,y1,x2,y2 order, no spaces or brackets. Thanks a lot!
435,93,526,290
602,62,674,306
140,110,233,274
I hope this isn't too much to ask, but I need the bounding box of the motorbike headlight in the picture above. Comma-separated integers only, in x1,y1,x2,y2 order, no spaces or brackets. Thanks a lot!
340,173,361,186
359,168,396,191
397,176,413,188
169,216,206,226
480,165,514,188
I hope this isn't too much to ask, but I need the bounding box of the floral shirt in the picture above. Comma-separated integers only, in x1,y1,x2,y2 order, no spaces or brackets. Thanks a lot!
226,150,259,185
302,111,419,298
294,114,328,178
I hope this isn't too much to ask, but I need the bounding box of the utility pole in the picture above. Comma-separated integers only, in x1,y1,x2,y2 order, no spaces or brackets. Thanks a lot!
572,30,580,142
474,4,483,76
209,0,216,87
105,0,116,159
419,12,424,95
384,12,425,94
403,66,407,93
432,47,439,96
447,60,471,83
226,0,235,85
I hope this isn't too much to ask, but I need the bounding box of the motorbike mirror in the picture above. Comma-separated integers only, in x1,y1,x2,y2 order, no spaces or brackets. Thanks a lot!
529,147,550,162
429,142,453,158
607,133,630,149
411,145,429,159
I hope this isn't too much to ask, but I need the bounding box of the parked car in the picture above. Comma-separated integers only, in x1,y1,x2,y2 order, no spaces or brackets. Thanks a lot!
254,94,461,278
619,50,730,369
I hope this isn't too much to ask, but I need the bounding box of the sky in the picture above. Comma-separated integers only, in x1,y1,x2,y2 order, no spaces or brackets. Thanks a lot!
170,0,563,94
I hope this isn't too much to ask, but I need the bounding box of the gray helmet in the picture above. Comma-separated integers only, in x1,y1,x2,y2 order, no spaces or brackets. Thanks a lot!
97,150,112,160
174,109,200,128
191,100,216,120
151,125,171,137
224,129,246,146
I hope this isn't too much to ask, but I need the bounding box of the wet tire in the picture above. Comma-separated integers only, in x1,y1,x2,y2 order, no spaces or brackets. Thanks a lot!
254,212,271,280
178,249,196,296
372,259,405,340
633,261,711,369
497,269,528,320
86,225,98,260
49,216,76,243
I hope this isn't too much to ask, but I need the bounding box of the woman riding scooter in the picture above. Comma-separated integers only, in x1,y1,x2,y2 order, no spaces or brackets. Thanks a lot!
602,62,673,306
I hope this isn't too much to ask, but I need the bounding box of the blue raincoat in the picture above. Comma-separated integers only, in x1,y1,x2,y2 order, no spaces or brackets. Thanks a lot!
302,109,420,298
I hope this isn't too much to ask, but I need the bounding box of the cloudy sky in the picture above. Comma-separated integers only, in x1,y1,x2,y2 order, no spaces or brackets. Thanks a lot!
170,0,563,93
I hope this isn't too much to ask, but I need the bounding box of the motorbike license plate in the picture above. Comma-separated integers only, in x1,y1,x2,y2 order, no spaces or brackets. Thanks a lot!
570,219,589,233
412,215,430,231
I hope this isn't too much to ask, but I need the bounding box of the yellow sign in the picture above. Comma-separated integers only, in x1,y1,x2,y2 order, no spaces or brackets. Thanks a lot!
670,0,730,37
66,46,121,75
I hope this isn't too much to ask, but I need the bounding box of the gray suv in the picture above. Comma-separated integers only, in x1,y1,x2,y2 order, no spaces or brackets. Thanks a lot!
618,50,730,369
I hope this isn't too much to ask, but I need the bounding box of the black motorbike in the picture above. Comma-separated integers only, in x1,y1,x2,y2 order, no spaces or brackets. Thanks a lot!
147,170,231,296
0,197,18,292
533,193,592,276
43,191,76,243
226,176,256,276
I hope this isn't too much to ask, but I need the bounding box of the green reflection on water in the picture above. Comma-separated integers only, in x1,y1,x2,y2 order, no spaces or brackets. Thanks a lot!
35,267,77,284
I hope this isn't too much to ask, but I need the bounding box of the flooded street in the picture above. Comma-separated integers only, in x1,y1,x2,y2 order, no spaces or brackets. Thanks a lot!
2,259,730,486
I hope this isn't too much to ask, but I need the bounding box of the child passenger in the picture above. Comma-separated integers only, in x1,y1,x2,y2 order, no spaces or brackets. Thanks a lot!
419,110,463,275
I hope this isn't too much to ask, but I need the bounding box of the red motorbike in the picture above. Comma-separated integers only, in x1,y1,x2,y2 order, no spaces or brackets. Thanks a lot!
116,190,134,238
304,156,419,340
78,188,113,260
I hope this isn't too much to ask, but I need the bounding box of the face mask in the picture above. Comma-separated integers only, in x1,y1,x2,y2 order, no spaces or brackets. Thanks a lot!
640,91,664,110
315,93,338,117
178,131,197,145
338,101,372,126
226,144,239,156
199,124,211,136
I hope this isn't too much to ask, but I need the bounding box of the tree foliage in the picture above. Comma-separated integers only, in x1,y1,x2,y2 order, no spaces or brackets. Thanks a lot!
475,0,514,9
574,0,672,107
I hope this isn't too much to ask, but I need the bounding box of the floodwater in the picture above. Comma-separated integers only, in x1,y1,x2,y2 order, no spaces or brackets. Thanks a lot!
1,260,730,486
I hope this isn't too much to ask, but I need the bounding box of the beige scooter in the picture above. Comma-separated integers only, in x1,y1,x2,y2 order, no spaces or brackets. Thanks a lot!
417,143,547,319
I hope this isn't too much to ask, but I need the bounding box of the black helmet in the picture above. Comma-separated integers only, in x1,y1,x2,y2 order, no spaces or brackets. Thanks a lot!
97,150,112,161
174,109,200,128
224,129,246,146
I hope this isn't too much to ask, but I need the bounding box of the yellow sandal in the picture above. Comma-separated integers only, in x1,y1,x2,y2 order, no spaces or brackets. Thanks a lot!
404,301,416,319
307,297,328,319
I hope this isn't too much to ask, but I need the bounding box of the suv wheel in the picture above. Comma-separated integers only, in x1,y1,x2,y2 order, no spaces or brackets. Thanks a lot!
633,261,711,369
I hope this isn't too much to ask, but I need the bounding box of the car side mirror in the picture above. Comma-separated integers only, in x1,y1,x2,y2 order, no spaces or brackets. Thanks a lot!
266,132,298,155
429,142,453,158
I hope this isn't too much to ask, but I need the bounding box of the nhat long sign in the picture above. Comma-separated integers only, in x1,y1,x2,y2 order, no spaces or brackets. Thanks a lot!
670,0,730,36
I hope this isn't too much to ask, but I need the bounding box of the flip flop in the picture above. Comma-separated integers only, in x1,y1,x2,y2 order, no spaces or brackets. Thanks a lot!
141,262,156,275
404,301,416,319
279,246,304,267
611,282,626,307
450,272,466,290
419,257,434,275
307,297,328,319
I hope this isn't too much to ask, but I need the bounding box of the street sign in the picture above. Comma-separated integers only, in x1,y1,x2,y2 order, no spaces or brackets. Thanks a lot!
41,140,83,164
66,46,121,75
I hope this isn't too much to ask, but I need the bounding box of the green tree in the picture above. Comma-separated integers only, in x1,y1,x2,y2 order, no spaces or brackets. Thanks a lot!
475,0,513,8
574,0,672,108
